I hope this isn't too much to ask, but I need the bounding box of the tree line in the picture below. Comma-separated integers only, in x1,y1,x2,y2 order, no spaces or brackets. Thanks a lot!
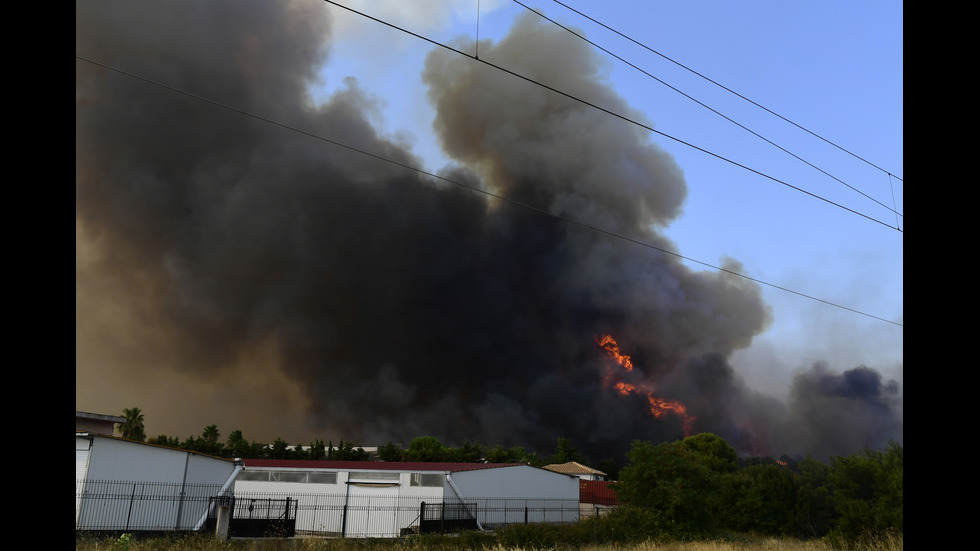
114,407,607,470
614,433,902,544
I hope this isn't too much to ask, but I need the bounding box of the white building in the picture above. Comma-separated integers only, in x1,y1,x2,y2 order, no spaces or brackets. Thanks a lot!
75,432,241,532
543,461,607,481
75,410,126,436
236,459,581,537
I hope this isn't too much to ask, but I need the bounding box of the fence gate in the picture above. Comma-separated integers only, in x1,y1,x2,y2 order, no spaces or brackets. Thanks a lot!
206,496,298,538
418,500,478,533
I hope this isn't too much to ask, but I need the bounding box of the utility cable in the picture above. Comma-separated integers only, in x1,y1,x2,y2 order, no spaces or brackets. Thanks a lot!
74,54,903,328
321,0,901,233
516,0,901,218
552,0,903,183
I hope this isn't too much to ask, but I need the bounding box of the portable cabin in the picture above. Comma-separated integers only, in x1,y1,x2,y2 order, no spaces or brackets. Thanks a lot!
235,459,580,537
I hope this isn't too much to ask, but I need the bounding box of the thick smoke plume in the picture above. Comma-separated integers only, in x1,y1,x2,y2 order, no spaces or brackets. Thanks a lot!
76,0,901,461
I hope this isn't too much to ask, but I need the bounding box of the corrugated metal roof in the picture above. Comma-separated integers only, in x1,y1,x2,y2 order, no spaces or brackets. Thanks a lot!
580,480,619,505
543,461,606,476
241,459,524,472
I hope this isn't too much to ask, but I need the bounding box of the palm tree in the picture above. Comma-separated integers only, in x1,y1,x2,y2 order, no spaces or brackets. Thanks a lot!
202,424,220,445
118,407,146,441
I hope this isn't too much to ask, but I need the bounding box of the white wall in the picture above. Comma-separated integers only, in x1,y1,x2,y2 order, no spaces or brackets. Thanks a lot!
75,435,239,531
82,436,226,483
450,465,578,500
234,467,446,537
230,464,581,535
448,465,580,527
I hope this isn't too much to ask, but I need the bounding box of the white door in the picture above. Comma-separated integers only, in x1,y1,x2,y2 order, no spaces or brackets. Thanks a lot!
343,482,400,537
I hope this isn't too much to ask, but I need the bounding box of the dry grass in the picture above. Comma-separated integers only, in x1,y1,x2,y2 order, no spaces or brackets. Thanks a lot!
75,532,902,551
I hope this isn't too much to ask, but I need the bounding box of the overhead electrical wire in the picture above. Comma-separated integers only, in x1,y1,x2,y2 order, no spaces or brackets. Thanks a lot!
321,0,901,233
552,0,903,184
514,0,901,219
74,54,902,328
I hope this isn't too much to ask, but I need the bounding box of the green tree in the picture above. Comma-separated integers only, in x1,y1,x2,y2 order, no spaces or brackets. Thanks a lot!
485,445,538,464
615,439,716,536
331,439,369,460
404,436,448,462
147,434,180,447
828,441,903,542
550,437,589,465
447,441,485,463
377,442,404,462
718,463,800,535
307,438,327,460
484,444,510,463
596,458,621,481
118,407,146,442
682,433,738,474
270,437,291,459
792,455,837,538
197,425,222,455
225,430,251,458
181,435,201,452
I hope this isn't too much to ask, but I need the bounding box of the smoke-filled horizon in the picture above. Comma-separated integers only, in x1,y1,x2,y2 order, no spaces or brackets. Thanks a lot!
76,0,902,462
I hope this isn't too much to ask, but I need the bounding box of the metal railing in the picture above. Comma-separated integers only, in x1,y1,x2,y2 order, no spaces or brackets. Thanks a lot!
233,491,581,537
76,479,223,532
76,480,584,538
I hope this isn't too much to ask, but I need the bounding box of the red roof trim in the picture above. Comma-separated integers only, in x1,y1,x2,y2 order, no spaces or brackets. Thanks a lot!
240,459,523,472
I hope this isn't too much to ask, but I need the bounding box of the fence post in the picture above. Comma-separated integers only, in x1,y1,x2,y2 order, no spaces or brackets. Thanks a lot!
524,506,528,524
125,483,137,531
214,496,233,540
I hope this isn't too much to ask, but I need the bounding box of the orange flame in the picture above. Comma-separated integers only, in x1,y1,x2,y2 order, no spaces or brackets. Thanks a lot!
596,334,696,436
594,334,633,371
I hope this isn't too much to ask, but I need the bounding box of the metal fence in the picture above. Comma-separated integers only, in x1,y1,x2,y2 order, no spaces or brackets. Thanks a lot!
240,491,581,537
75,479,224,532
76,480,583,538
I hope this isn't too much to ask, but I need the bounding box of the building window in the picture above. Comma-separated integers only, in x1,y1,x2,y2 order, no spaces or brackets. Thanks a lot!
274,471,307,483
237,471,270,481
308,472,338,484
349,471,399,481
410,473,445,487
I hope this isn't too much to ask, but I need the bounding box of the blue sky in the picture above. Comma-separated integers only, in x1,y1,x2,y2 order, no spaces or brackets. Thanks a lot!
314,0,903,396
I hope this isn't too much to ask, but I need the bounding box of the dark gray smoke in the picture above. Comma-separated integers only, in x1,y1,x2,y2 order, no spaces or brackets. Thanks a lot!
75,0,901,461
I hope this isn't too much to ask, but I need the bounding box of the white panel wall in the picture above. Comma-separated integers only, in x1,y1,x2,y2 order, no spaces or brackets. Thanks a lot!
450,465,578,500
234,468,447,536
76,435,239,531
448,465,580,527
82,435,236,485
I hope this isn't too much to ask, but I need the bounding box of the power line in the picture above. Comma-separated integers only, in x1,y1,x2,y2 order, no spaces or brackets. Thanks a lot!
321,0,901,233
552,0,903,183
74,54,902,328
514,0,901,218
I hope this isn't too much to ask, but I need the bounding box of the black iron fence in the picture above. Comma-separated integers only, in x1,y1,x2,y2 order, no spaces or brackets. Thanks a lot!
75,479,223,533
76,480,584,538
202,495,298,537
418,499,478,533
233,491,581,537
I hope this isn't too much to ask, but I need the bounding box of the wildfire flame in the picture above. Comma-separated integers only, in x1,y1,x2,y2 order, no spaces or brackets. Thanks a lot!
594,334,633,371
595,334,696,436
